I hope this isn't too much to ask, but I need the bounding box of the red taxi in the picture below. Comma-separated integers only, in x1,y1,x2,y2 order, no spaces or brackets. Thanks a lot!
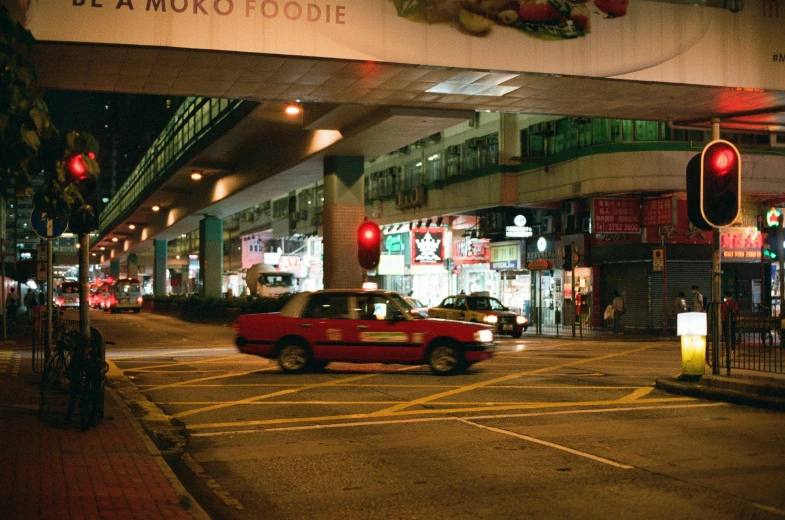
234,290,495,375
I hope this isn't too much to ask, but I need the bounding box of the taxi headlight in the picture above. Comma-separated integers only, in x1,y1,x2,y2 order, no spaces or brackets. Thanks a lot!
516,316,528,325
483,315,498,324
474,329,494,343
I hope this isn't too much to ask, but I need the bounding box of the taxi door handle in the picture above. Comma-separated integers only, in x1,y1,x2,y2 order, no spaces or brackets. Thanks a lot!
357,325,370,330
300,324,311,328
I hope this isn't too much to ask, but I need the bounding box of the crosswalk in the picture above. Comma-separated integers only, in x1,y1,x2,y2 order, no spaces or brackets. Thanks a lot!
0,350,21,377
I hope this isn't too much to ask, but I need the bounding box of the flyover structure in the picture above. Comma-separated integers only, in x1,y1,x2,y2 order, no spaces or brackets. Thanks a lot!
5,0,785,298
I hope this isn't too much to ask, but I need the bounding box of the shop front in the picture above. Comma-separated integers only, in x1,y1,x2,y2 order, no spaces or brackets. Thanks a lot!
453,235,493,297
490,240,529,317
411,226,449,307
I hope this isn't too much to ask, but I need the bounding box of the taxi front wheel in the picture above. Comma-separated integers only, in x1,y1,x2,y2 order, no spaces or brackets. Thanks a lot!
278,342,312,374
428,342,464,376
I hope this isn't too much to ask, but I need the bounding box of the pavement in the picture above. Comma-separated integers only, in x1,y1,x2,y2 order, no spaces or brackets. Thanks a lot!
0,319,211,520
1,315,784,520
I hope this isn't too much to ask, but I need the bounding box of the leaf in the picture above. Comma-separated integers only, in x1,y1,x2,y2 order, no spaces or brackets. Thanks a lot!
21,128,40,151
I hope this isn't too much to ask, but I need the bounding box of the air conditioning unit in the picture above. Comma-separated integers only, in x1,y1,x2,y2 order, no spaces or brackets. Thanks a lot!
581,217,591,233
541,216,554,234
413,186,426,207
564,201,578,216
395,191,406,210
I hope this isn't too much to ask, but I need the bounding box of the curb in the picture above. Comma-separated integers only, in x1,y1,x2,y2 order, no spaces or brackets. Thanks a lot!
108,387,212,520
655,377,785,411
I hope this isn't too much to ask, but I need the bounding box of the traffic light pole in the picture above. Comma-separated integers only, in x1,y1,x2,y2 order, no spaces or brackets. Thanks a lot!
711,119,722,375
79,233,90,339
778,216,784,319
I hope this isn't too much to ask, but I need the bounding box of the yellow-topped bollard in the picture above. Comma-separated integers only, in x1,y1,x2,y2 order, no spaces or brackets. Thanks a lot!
678,312,707,377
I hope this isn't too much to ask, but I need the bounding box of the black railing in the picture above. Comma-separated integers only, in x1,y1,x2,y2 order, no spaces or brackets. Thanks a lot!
707,302,784,375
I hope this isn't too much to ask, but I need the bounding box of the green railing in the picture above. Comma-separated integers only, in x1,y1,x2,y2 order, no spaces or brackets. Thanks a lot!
93,97,257,246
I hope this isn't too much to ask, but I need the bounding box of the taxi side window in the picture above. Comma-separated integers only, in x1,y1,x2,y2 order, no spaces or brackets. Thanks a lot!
455,297,468,310
356,296,394,320
440,297,455,309
303,294,351,319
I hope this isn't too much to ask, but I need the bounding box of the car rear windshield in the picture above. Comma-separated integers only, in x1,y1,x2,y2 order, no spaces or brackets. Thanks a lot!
468,297,507,311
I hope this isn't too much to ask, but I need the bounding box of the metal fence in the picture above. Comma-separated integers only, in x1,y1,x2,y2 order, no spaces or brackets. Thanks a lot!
706,302,785,376
31,308,79,373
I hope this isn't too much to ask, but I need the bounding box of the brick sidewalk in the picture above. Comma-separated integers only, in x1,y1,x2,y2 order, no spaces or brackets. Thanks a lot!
0,338,210,520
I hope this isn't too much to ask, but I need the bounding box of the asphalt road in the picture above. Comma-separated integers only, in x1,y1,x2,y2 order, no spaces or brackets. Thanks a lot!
89,310,785,520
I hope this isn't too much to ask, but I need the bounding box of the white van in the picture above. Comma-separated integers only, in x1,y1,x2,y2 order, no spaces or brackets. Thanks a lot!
55,281,81,309
245,263,295,297
107,278,143,313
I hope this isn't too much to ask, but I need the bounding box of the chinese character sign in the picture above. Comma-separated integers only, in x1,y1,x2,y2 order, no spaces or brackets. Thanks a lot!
642,197,674,228
592,198,641,234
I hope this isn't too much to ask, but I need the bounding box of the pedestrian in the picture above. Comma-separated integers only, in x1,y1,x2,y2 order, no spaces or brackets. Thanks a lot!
691,285,705,312
24,289,36,320
612,290,625,334
671,291,688,317
6,287,20,325
721,290,740,353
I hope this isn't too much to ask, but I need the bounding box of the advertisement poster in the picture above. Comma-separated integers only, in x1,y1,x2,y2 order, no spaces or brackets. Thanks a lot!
23,2,785,92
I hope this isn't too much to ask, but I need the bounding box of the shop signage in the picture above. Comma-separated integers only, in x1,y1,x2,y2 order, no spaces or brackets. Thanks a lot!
642,197,675,228
378,254,406,275
412,228,444,265
453,237,490,265
506,214,533,238
527,259,552,271
592,198,641,234
490,243,520,270
720,227,762,261
383,232,407,254
526,237,555,261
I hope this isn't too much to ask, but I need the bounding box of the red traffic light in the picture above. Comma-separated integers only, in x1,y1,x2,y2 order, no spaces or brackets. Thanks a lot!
67,154,88,181
357,220,381,271
700,139,741,228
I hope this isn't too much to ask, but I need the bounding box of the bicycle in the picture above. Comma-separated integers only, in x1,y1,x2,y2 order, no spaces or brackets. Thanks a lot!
38,316,76,422
65,332,109,430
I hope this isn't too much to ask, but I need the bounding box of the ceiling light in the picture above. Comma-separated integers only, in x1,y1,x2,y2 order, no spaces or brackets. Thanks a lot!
190,171,203,181
111,237,118,242
128,224,136,230
152,205,160,212
284,103,302,116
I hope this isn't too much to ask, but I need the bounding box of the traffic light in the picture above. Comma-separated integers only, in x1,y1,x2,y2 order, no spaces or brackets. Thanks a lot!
700,140,741,228
357,220,381,270
562,244,573,271
65,153,97,198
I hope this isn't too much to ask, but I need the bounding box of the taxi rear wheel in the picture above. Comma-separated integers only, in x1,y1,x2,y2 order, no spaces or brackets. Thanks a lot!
278,342,312,374
428,342,464,376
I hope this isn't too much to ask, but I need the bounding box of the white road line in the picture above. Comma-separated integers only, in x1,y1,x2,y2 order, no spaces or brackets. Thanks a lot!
457,417,634,469
189,402,726,437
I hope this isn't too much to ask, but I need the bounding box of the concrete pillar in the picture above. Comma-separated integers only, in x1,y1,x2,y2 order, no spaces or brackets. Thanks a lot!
153,239,167,296
199,216,223,298
110,259,120,279
127,254,138,280
323,156,365,289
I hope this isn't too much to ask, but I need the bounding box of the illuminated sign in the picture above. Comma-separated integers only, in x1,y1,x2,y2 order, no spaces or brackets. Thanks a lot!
720,227,762,262
506,214,533,238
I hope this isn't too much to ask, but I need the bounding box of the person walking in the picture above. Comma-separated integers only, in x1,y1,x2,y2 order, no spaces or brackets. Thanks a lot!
612,290,625,334
691,285,705,312
6,287,20,326
721,290,740,353
672,291,688,316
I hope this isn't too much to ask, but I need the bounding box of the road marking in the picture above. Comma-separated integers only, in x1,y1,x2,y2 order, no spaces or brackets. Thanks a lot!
457,417,635,469
752,503,785,517
189,402,726,437
618,386,654,402
121,354,249,372
144,366,279,392
368,344,656,416
185,396,697,430
174,373,380,419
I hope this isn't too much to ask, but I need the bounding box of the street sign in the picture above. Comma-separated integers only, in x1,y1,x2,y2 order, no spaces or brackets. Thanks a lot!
527,259,553,271
30,208,67,239
36,261,46,280
653,248,664,272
